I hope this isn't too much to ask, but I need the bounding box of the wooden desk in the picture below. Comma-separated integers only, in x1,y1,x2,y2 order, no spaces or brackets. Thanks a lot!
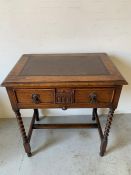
1,53,127,157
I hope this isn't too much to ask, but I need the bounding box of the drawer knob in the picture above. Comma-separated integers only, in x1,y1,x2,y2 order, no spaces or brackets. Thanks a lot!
32,94,40,104
89,93,97,104
62,106,67,110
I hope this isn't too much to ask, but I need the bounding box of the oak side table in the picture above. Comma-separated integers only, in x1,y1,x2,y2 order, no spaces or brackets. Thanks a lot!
1,53,127,157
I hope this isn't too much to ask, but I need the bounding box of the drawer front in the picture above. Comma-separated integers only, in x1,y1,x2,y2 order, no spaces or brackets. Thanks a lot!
75,88,115,105
15,89,54,105
14,87,116,108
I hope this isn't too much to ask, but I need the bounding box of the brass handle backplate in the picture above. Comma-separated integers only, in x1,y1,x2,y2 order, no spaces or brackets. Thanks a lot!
89,93,97,104
32,94,41,104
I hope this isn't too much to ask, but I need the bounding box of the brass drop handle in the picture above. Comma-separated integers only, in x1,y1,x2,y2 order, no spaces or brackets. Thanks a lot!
62,106,67,110
32,94,41,104
89,93,97,104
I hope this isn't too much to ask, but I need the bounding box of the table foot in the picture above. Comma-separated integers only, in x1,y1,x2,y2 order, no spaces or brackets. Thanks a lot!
100,138,107,156
100,108,115,156
27,152,32,157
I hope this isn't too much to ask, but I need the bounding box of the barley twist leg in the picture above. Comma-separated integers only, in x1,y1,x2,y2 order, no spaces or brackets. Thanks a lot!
15,110,32,157
100,108,115,156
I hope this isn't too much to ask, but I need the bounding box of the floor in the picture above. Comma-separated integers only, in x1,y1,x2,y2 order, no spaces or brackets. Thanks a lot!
0,114,131,175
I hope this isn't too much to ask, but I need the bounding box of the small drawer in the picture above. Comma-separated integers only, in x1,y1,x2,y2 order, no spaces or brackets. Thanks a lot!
75,88,115,105
15,89,54,105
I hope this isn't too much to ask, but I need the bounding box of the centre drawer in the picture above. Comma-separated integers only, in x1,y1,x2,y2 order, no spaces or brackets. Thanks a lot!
75,88,115,104
15,89,54,105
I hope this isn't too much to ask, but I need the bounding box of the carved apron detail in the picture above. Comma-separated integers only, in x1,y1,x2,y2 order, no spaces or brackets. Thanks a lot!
55,89,74,104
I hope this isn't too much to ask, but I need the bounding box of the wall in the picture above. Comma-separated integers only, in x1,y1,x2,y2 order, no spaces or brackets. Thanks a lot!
0,0,131,118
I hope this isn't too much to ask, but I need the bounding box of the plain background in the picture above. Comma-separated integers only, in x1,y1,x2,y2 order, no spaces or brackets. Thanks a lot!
0,0,131,118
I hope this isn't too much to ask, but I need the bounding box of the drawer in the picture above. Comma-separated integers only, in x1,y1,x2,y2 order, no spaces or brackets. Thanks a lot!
14,88,115,108
15,89,54,105
75,88,115,104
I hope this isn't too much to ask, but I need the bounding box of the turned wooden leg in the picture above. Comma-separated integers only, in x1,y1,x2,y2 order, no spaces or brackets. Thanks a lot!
34,109,39,121
92,108,97,120
100,108,115,156
15,110,32,157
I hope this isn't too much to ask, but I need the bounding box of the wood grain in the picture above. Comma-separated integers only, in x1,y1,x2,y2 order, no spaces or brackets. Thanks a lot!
1,53,128,157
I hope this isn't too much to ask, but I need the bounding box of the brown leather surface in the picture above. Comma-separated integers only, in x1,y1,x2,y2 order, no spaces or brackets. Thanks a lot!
20,55,109,76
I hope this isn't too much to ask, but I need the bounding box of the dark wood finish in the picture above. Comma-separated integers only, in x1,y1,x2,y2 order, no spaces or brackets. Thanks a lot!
92,108,97,121
1,53,127,87
1,53,128,157
100,108,115,156
15,89,54,105
75,88,115,104
33,123,98,129
27,110,36,142
92,107,115,156
15,110,32,157
34,109,39,121
55,88,74,104
94,108,104,141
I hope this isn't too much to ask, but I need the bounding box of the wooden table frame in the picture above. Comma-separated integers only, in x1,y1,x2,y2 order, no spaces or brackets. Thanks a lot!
14,107,114,157
2,53,127,157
